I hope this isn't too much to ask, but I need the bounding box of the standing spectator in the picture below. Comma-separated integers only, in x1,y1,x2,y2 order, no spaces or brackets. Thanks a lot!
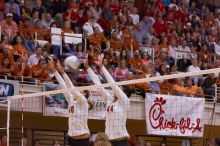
5,0,20,17
0,13,18,40
27,46,43,66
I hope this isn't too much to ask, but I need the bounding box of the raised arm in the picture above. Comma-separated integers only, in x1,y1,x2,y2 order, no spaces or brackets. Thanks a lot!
48,62,72,103
56,62,87,102
85,60,111,99
98,56,129,102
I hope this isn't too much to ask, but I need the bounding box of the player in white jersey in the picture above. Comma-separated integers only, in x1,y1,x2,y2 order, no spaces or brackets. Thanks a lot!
85,58,130,146
48,60,90,146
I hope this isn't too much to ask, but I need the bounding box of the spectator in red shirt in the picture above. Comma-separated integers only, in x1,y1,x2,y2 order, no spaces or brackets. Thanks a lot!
153,17,166,36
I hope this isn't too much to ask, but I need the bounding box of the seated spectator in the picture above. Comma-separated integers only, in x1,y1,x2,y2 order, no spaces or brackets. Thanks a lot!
173,78,187,95
154,52,170,70
12,35,28,57
141,52,152,66
114,59,129,81
110,30,123,52
133,23,149,46
88,26,107,47
105,48,117,67
62,20,74,33
5,0,20,17
203,74,216,97
158,64,169,76
31,0,45,19
31,58,50,82
12,56,32,78
129,7,139,25
123,31,140,56
129,50,143,74
42,12,54,30
187,58,202,85
27,46,43,66
0,13,18,40
74,43,87,59
0,57,13,76
177,40,191,59
119,49,128,61
19,0,31,21
148,66,160,93
83,16,103,37
0,44,14,66
10,3,20,24
185,78,204,97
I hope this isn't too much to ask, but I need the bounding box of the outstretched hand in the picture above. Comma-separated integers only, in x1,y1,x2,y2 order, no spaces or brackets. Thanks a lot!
97,54,104,67
84,59,89,69
56,61,65,74
48,59,56,73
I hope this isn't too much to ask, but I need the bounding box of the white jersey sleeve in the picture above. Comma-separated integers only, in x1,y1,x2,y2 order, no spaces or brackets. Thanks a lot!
62,73,87,102
101,67,129,104
87,67,111,99
53,71,72,103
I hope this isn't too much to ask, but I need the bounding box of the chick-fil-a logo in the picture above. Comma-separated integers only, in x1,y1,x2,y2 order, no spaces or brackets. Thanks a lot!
149,97,202,134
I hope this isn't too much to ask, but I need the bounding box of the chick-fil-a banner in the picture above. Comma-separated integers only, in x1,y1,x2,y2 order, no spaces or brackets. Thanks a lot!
145,93,205,137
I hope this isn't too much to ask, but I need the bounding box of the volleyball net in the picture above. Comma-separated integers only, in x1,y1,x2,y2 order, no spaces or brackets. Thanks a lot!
2,68,220,146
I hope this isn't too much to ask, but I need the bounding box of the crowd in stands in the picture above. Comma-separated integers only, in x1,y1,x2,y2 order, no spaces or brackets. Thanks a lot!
0,0,220,100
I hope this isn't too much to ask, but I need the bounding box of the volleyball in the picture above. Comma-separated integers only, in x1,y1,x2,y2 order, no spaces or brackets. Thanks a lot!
64,55,80,70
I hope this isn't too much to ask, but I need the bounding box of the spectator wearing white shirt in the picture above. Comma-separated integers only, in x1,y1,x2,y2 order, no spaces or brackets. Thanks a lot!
177,40,191,59
83,16,103,37
129,7,139,25
27,46,43,66
168,39,178,59
187,59,201,85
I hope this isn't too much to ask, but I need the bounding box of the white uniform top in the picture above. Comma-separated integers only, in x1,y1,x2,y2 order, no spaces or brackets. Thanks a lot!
54,71,90,137
87,67,129,140
83,22,103,36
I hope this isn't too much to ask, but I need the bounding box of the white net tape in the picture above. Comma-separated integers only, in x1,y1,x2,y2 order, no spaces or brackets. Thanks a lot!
7,68,220,101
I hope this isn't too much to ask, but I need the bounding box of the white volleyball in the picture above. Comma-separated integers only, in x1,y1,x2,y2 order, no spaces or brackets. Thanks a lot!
64,55,80,70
